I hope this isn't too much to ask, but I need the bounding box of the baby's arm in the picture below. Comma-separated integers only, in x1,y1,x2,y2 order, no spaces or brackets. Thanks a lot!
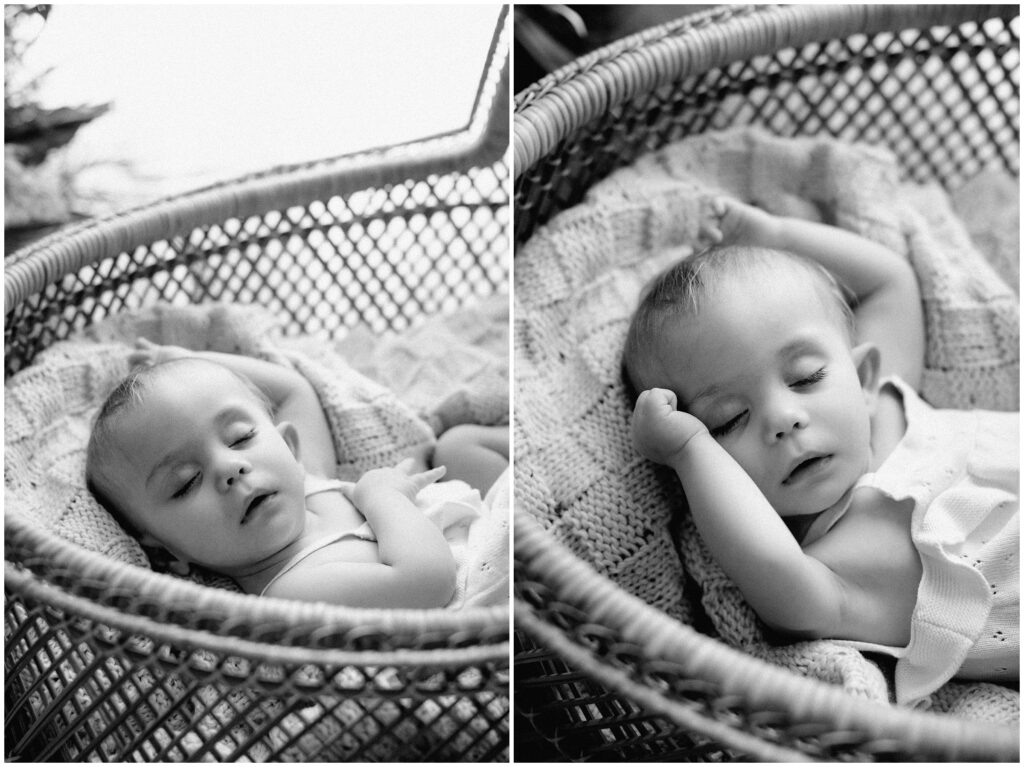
433,424,509,494
633,388,847,636
712,199,925,387
131,340,337,477
266,460,457,608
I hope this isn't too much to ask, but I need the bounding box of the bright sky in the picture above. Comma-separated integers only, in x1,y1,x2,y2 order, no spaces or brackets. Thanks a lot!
21,3,501,203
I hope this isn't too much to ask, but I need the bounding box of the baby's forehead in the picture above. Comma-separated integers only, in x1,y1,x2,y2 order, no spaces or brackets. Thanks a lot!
149,358,259,398
658,267,847,352
117,361,261,427
723,262,848,323
728,255,819,290
104,363,261,450
154,356,238,382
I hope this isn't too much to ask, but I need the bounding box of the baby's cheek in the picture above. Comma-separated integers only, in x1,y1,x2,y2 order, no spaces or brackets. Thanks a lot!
724,441,763,482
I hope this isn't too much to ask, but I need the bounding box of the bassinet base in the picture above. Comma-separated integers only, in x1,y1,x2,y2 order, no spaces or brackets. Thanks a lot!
5,576,509,762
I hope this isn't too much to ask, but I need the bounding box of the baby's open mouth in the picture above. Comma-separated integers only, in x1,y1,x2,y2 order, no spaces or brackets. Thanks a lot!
241,493,275,525
782,454,831,486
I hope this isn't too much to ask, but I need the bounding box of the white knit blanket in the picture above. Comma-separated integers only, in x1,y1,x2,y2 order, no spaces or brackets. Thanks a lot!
5,298,509,608
515,128,1018,721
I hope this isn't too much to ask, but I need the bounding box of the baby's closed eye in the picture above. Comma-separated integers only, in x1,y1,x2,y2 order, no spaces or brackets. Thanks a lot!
172,472,200,498
230,428,257,446
709,410,748,438
790,367,827,389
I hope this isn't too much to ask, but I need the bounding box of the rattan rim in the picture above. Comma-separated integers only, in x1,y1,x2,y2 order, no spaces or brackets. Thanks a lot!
514,511,1018,761
6,513,509,646
4,6,509,312
6,559,509,669
512,3,1017,179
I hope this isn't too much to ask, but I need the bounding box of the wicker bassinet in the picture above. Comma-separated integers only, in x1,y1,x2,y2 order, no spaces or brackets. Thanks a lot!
514,4,1019,762
5,9,509,762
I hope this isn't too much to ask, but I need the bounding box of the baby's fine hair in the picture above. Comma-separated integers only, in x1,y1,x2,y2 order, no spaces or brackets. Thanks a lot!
623,245,855,397
85,358,272,540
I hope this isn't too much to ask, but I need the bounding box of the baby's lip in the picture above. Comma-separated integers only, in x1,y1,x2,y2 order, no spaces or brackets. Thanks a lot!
782,453,831,486
241,490,276,525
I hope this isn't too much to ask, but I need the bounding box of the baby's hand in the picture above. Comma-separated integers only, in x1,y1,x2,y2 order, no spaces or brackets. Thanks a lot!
128,338,190,367
632,389,709,466
350,458,446,508
704,197,780,247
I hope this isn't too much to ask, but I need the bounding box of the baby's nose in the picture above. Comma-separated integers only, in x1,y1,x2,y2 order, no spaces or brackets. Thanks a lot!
773,419,805,440
220,461,251,490
765,401,808,442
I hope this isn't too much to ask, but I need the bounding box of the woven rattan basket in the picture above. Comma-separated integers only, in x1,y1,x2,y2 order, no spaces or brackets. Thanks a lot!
5,9,510,762
513,4,1019,762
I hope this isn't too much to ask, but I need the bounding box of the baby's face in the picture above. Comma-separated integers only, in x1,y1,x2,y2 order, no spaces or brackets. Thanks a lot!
653,272,875,517
103,364,307,574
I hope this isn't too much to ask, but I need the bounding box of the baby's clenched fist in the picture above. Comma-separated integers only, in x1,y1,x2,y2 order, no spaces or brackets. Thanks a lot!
632,389,709,466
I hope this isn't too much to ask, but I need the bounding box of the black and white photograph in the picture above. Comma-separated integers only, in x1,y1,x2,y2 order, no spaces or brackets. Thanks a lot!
3,2,1021,765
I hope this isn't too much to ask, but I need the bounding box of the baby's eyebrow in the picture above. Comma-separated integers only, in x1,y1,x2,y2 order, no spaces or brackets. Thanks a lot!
685,379,744,416
778,337,822,360
145,447,191,490
686,383,723,411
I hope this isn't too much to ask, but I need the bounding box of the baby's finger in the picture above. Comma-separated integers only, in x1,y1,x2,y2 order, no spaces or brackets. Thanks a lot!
394,457,416,473
647,387,678,411
415,465,447,487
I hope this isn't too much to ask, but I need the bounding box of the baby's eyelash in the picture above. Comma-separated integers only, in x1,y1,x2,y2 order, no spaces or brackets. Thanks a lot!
231,429,256,447
793,368,827,388
172,474,199,499
710,410,746,438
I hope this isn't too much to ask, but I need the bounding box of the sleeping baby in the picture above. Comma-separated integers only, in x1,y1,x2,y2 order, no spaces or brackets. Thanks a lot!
624,198,1018,705
85,342,508,608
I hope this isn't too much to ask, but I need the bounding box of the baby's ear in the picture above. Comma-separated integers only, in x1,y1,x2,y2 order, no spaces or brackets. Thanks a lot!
277,421,301,458
139,531,163,548
141,540,191,576
852,342,881,406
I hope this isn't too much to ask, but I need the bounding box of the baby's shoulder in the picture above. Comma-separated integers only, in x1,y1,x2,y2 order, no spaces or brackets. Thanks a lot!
805,490,922,645
807,488,916,576
261,542,381,604
303,476,364,531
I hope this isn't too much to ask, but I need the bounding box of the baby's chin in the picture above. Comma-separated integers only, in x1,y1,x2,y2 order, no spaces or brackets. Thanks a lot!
782,485,856,520
771,478,855,519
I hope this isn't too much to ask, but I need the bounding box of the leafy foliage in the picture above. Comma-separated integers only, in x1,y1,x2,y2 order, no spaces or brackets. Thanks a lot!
4,4,112,232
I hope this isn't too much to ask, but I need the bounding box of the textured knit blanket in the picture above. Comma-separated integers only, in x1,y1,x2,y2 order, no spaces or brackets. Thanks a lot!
514,128,1018,721
5,297,509,607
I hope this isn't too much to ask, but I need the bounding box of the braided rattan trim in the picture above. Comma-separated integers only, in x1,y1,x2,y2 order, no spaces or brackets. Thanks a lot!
513,511,1019,762
514,599,810,762
512,3,1017,177
6,561,510,671
6,514,509,646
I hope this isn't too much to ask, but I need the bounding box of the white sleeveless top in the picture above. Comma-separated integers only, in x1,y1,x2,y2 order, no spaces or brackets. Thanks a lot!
259,474,485,605
258,475,374,596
